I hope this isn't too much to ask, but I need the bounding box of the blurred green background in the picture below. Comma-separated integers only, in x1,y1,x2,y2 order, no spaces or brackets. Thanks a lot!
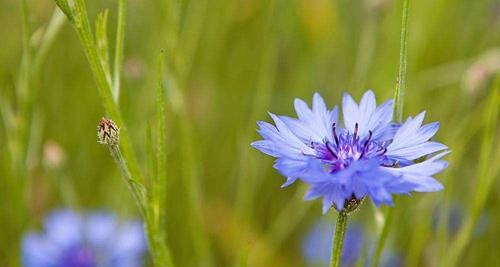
0,0,499,266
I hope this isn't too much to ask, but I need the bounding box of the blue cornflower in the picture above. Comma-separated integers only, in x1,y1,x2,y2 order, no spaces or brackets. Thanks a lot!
22,209,147,267
252,90,448,213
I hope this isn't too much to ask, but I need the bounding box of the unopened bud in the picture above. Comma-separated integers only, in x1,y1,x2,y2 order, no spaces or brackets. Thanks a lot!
97,117,120,146
43,140,66,169
463,49,500,95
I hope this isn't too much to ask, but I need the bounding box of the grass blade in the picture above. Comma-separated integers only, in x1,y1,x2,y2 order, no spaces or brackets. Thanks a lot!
372,1,410,266
393,0,410,122
113,0,126,103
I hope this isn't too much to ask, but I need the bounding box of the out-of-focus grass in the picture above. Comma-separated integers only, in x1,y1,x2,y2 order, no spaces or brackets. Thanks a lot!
0,0,499,266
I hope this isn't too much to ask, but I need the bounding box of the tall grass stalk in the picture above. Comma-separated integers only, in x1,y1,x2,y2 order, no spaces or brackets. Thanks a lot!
371,0,410,266
54,1,176,266
112,0,126,102
144,53,175,267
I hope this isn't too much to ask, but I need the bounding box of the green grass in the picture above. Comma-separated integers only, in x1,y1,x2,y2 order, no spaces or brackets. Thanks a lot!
0,0,499,266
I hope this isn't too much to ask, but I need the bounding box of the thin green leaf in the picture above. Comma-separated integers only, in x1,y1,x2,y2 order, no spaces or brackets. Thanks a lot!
155,51,167,226
113,0,126,103
393,0,410,123
372,1,410,266
95,9,111,79
54,0,73,22
33,8,66,72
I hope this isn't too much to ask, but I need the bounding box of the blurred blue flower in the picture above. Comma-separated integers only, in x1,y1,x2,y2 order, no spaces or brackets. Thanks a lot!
252,91,448,213
302,220,403,267
302,221,363,267
22,209,147,267
432,203,488,237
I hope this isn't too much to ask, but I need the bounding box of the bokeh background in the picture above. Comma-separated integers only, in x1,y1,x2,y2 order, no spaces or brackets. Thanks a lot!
0,0,499,266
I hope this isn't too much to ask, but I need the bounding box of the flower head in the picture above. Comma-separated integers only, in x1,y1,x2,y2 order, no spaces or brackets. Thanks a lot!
98,117,120,146
22,209,147,267
252,91,448,213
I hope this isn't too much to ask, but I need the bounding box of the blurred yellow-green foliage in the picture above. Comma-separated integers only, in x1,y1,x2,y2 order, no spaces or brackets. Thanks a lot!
0,0,499,266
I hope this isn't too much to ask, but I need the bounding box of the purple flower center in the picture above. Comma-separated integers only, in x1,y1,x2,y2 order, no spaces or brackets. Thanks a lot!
62,246,97,267
312,123,387,172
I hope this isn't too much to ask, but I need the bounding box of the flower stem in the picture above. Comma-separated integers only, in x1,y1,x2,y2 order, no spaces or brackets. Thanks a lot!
108,145,146,216
393,0,410,123
372,0,411,266
112,0,126,102
330,212,348,267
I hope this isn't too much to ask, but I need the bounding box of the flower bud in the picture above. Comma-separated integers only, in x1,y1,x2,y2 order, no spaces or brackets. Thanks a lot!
43,140,66,169
97,117,120,146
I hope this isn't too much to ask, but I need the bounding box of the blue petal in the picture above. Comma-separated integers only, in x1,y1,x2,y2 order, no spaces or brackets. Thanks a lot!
342,90,394,140
273,158,310,179
372,122,400,142
312,93,328,117
280,116,323,142
251,140,280,157
391,151,450,176
388,141,448,161
387,112,447,160
254,115,315,159
359,90,376,115
368,186,394,207
44,209,83,249
85,212,117,249
383,152,449,192
291,94,337,142
342,92,359,134
303,182,347,213
110,221,147,261
281,177,298,188
313,93,337,141
302,158,401,212
367,100,395,141
22,233,61,267
256,121,279,140
269,113,303,145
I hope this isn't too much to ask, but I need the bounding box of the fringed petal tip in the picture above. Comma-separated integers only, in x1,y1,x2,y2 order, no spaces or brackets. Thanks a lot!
281,177,297,188
322,204,332,214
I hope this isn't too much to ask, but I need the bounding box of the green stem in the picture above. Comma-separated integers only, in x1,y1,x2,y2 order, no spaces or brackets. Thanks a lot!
108,145,146,216
372,0,410,266
113,0,126,102
393,0,410,122
64,0,144,185
330,212,348,267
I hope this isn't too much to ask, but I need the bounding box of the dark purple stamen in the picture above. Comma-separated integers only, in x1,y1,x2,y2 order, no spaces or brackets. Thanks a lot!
382,160,398,167
332,123,339,146
325,141,339,159
353,123,359,143
359,130,373,159
377,147,387,156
